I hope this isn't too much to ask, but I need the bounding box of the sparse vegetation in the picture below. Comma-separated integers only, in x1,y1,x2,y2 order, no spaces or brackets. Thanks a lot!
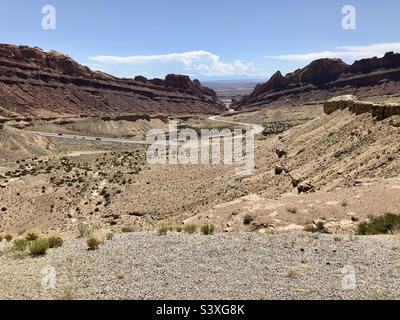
28,238,49,256
357,213,400,235
47,232,63,248
287,269,300,279
4,234,12,242
24,228,41,241
201,224,215,235
87,236,102,250
77,222,91,238
243,214,254,225
13,238,28,251
286,207,298,214
157,223,169,235
183,224,197,234
121,226,133,233
304,222,329,234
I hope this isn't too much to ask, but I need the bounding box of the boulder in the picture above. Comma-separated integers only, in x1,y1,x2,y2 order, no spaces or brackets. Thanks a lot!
297,182,315,194
275,165,285,175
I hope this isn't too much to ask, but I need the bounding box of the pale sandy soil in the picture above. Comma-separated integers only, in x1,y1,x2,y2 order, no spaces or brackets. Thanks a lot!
1,232,399,300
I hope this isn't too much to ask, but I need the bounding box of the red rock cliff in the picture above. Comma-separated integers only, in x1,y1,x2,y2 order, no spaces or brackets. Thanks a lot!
0,44,225,118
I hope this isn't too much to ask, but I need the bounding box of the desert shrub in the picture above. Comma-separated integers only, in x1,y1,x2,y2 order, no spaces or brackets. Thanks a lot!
24,228,41,241
183,224,197,234
357,213,400,235
201,224,215,235
28,238,49,256
4,234,12,242
175,226,183,233
157,223,169,235
0,235,3,241
287,269,300,279
13,238,28,251
243,214,254,225
121,227,133,233
304,222,328,234
286,207,298,214
87,236,102,250
47,232,63,248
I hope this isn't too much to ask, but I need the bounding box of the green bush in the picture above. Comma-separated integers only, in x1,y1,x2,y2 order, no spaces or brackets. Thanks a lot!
28,238,49,256
13,238,28,251
357,213,400,235
201,224,215,235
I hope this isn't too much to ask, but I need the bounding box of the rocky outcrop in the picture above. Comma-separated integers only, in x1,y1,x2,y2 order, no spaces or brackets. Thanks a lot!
234,52,400,110
324,95,400,120
0,44,225,118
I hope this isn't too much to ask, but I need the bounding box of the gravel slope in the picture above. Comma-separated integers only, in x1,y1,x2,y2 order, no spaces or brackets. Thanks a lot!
1,232,400,300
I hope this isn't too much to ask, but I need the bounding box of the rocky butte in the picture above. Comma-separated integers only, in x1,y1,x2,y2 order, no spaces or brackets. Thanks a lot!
233,52,400,110
0,44,226,119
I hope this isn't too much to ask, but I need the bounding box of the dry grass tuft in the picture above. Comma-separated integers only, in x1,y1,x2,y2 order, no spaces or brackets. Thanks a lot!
24,228,42,241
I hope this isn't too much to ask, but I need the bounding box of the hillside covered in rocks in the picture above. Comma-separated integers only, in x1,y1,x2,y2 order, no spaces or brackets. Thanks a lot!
0,44,225,119
234,52,400,110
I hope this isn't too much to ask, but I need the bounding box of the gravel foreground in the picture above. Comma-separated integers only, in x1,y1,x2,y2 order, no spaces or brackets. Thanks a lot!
0,232,400,300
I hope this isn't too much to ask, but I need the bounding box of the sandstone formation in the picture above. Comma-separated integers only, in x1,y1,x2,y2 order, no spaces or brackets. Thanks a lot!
0,44,225,119
234,52,400,110
324,95,400,120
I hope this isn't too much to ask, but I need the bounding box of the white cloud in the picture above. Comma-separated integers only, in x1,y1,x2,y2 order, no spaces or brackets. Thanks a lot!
89,50,261,77
267,42,400,63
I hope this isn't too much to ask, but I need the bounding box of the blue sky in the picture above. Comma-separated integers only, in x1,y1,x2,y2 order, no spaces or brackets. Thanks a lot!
1,0,400,80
